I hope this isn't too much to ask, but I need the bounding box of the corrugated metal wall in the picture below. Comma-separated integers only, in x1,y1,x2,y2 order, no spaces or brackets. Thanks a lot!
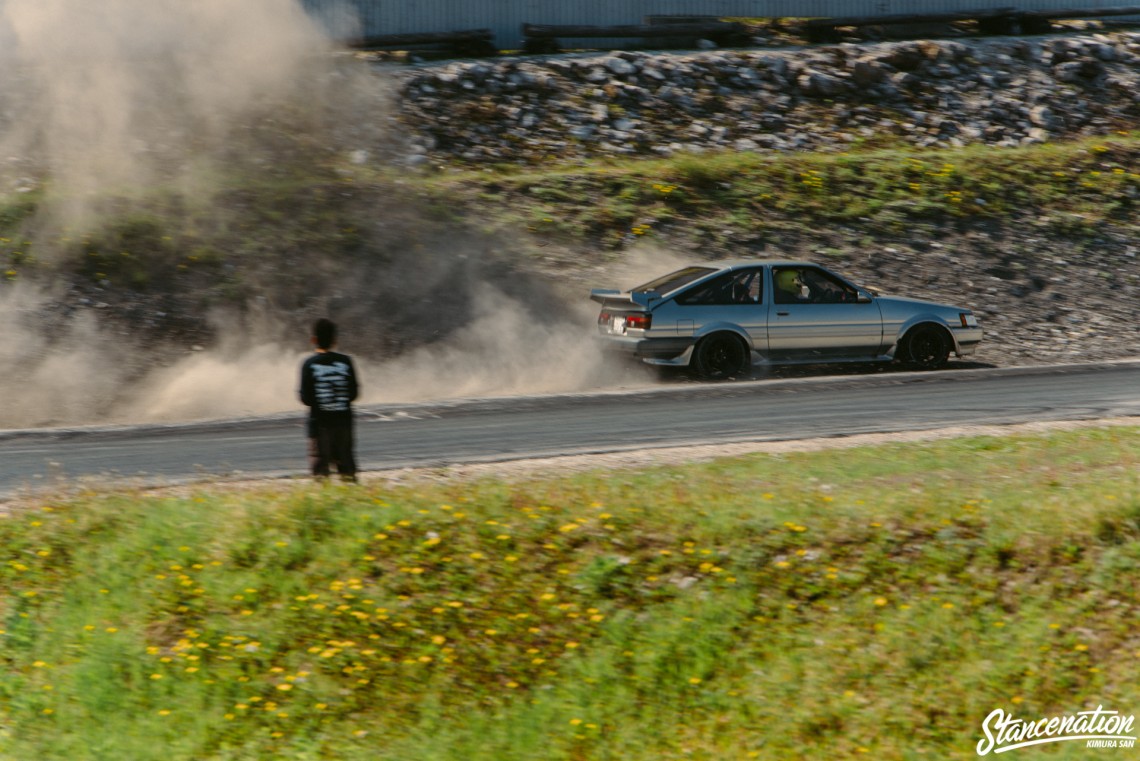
307,1,1139,50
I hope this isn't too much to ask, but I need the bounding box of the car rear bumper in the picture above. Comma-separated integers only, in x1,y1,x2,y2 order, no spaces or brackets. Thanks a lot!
595,335,695,362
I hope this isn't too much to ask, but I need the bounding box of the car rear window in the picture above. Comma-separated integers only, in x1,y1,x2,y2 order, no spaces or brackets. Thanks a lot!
631,267,717,295
676,269,763,305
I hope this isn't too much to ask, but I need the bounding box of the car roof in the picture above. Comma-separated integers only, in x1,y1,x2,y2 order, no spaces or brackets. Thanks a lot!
707,259,816,270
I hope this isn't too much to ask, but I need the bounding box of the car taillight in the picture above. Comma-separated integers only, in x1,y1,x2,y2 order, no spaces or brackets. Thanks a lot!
598,311,610,325
625,314,652,330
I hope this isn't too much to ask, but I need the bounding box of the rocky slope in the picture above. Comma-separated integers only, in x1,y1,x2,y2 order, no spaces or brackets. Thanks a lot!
394,32,1140,163
389,32,1140,369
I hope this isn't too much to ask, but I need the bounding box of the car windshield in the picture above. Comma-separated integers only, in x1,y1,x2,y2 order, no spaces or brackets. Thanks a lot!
631,267,717,295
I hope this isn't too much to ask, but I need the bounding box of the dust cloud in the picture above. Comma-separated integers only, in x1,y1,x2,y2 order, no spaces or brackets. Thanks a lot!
0,284,131,428
112,285,651,425
156,246,691,420
0,277,659,428
0,0,341,226
0,0,687,430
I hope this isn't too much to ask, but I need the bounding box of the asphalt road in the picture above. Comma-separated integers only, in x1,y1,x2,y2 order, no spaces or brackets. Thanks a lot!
2,362,1138,496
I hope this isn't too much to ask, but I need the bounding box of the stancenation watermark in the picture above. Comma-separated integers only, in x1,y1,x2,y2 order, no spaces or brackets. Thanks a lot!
977,705,1137,755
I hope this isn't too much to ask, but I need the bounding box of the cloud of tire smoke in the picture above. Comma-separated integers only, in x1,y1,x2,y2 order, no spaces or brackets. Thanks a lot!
115,286,639,425
0,251,674,428
110,247,689,424
0,0,691,430
0,0,336,225
0,284,131,428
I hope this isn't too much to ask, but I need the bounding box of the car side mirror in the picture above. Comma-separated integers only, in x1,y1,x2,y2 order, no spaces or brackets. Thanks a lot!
856,291,874,303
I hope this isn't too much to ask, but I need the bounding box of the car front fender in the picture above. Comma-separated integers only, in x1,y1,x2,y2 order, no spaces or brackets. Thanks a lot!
888,315,962,356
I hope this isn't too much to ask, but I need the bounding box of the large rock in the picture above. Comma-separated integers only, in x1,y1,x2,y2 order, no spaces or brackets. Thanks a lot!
797,68,847,97
849,56,889,85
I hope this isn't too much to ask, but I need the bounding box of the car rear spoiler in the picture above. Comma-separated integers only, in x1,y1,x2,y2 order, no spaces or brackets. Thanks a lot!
589,288,658,307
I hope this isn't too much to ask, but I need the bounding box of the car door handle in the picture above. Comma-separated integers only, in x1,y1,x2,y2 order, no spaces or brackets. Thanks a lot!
776,311,790,316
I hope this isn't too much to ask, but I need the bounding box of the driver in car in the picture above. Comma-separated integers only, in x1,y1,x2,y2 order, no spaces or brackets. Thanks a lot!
775,269,810,303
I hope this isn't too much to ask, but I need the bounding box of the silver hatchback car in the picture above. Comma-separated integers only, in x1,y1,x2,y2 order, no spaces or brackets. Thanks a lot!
591,261,982,379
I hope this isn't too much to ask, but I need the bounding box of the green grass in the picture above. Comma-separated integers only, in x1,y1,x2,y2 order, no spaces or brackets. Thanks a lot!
2,426,1139,759
425,134,1140,250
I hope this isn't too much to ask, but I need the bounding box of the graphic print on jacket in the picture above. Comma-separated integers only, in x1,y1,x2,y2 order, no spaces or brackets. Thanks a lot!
311,361,353,412
301,351,359,419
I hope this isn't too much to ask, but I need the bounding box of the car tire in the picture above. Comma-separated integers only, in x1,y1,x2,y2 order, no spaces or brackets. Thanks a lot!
903,325,951,370
693,332,751,380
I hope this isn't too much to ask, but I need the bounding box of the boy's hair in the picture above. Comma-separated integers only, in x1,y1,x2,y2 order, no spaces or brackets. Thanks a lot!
313,318,337,350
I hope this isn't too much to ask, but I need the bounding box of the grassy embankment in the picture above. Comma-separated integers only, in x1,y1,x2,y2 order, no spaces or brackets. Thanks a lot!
2,133,1138,291
2,426,1138,760
422,132,1140,253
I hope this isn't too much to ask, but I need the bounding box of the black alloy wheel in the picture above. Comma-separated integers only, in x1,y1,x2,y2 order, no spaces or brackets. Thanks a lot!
905,325,951,370
694,333,750,380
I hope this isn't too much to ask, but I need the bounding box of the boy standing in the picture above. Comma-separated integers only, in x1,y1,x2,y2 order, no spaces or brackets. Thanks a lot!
299,318,359,481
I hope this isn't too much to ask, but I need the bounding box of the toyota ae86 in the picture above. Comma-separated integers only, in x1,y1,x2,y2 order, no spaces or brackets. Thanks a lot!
591,261,982,380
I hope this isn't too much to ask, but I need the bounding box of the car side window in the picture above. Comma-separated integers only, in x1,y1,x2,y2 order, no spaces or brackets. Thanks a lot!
774,267,857,305
676,270,763,306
